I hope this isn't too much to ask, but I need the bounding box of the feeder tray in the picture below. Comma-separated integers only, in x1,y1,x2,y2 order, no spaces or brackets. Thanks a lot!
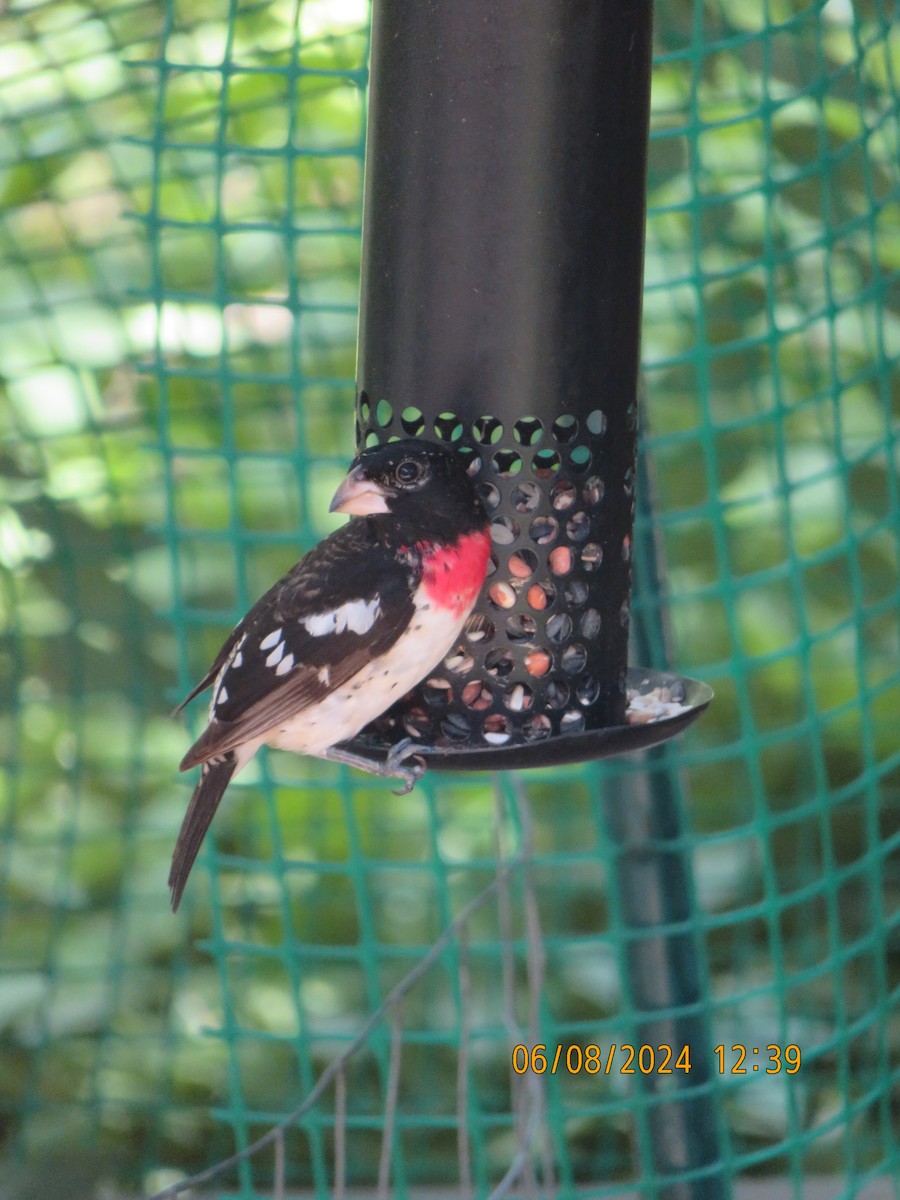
344,667,713,773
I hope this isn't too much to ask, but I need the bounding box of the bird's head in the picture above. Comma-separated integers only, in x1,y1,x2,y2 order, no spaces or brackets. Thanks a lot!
330,439,485,531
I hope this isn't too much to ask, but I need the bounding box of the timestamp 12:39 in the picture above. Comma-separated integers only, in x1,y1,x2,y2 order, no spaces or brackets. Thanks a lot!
715,1044,801,1074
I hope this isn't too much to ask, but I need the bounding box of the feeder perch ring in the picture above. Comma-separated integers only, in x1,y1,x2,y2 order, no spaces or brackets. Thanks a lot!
342,667,713,772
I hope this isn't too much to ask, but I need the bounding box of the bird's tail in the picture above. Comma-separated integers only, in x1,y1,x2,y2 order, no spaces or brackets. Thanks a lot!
169,753,238,912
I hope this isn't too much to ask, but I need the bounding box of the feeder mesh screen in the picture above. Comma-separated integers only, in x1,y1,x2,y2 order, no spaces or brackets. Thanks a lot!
1,2,898,1198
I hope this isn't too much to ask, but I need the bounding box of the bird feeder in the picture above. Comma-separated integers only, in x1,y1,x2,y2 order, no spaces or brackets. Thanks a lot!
342,0,712,773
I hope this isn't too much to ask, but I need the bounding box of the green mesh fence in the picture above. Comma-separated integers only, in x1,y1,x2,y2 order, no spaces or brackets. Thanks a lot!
1,1,899,1197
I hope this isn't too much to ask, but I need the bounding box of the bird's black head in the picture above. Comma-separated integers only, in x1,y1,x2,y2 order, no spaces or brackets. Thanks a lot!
330,439,486,534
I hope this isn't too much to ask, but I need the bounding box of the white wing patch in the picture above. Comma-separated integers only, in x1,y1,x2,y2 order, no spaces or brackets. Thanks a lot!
266,641,286,667
303,597,381,638
260,628,283,650
210,633,245,716
276,652,295,677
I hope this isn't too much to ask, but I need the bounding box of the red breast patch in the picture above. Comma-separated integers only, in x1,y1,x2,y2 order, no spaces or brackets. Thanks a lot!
420,530,491,617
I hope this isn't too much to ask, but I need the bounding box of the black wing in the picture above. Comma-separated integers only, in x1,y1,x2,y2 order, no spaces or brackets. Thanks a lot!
178,517,417,768
171,596,274,717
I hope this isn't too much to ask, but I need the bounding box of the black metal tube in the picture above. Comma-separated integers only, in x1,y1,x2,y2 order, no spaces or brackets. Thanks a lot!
356,0,652,745
604,767,729,1200
608,491,729,1192
620,438,728,1198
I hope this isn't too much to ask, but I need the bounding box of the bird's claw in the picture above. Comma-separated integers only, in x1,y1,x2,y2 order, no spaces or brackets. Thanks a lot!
387,738,429,794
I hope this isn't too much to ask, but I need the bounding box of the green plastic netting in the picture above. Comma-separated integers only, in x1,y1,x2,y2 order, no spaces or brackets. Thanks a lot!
1,1,898,1197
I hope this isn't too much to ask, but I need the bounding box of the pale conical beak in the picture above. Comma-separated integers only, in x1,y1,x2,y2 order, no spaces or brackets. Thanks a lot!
329,466,391,515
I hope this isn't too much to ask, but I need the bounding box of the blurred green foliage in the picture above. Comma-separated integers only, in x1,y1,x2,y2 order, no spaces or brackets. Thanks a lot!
0,0,898,1196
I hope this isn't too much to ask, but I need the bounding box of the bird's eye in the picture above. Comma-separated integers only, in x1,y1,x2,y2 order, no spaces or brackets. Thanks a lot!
396,459,424,485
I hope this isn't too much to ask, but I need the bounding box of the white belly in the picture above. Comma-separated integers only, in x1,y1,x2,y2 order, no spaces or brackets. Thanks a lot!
267,600,465,757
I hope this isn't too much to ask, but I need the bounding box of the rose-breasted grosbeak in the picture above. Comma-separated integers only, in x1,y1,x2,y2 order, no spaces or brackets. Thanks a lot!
170,439,490,910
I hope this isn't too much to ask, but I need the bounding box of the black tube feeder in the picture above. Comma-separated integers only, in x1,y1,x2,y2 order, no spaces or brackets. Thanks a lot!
342,0,712,772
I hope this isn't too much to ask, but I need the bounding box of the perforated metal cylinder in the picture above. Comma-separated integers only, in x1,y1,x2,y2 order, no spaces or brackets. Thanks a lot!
353,0,654,763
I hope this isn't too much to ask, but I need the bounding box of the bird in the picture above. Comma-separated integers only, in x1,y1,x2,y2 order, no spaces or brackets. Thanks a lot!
169,438,491,911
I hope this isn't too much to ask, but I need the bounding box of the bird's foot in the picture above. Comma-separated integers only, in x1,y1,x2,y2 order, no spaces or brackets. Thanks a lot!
385,737,430,795
323,739,431,794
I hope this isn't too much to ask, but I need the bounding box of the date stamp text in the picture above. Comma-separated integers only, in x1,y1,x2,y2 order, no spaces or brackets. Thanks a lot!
511,1043,801,1076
